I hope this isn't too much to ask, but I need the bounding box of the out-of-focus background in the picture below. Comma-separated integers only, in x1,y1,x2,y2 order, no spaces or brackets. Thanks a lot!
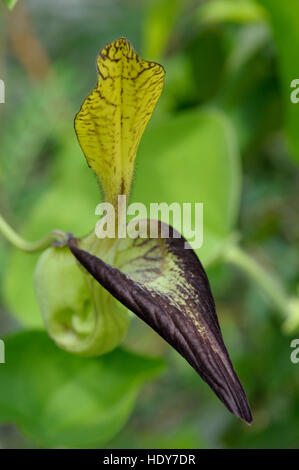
0,0,299,449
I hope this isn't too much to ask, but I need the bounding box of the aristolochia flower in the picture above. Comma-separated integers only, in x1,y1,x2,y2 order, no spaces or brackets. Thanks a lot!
35,38,252,423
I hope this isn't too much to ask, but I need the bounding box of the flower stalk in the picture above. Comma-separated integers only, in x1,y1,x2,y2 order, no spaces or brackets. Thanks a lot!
0,213,67,253
223,243,299,332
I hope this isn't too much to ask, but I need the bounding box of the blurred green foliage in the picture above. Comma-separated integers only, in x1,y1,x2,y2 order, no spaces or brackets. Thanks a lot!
0,331,164,448
259,0,299,163
2,0,18,11
0,0,298,449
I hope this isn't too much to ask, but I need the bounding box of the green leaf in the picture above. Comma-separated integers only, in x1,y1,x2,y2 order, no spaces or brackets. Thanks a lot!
0,331,164,448
257,0,299,163
143,0,186,60
131,108,241,266
2,0,18,10
216,24,279,153
197,0,266,25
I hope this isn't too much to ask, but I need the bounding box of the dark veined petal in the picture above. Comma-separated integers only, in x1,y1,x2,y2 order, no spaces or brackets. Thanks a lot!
68,220,252,424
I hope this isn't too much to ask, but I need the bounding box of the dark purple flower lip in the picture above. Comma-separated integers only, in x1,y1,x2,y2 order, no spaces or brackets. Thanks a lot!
68,221,252,424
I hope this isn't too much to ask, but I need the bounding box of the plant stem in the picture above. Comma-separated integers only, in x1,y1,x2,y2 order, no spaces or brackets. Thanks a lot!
223,243,290,318
0,214,67,253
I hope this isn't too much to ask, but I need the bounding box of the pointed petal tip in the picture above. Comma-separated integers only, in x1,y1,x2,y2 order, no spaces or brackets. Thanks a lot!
226,390,253,425
244,409,253,425
213,385,253,425
236,405,253,425
203,350,253,425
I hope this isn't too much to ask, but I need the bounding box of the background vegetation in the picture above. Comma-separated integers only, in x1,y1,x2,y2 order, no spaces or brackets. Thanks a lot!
0,0,298,448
